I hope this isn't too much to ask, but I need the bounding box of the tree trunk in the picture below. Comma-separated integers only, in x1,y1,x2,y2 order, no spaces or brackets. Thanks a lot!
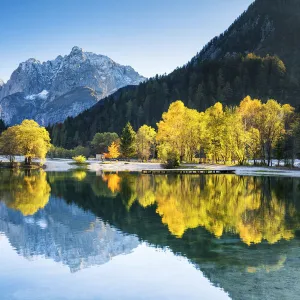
267,150,271,167
180,154,184,163
24,156,32,165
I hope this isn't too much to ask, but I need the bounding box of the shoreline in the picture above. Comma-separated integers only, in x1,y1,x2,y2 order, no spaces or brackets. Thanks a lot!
47,159,300,177
1,156,300,177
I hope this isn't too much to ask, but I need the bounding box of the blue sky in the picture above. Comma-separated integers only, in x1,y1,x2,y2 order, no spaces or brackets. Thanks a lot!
0,0,253,82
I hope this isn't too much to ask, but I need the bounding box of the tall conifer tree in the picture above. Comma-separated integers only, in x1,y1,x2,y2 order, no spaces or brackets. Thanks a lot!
120,122,136,158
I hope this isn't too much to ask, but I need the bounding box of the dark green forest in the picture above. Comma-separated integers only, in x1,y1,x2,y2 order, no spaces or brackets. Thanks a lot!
0,119,6,134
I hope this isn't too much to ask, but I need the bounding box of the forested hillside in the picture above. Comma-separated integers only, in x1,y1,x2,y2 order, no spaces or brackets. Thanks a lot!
49,0,300,149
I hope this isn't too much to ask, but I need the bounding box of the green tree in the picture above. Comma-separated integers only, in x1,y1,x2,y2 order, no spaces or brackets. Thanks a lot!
0,119,6,134
120,122,136,158
91,132,118,154
73,145,90,157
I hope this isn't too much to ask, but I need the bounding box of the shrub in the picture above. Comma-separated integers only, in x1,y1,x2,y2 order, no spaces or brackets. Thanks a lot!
72,155,87,164
162,151,180,169
164,157,180,169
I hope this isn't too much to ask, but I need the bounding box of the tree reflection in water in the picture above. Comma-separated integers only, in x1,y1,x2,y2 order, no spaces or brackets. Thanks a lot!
0,170,51,216
106,173,300,245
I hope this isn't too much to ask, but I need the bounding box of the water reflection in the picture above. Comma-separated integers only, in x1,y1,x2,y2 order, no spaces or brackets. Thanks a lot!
1,170,300,247
102,173,121,193
0,170,139,273
0,197,139,272
85,173,300,245
1,170,300,299
0,170,50,216
135,174,299,245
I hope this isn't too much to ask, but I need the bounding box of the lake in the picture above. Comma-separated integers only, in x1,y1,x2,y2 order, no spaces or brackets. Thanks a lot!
0,170,300,300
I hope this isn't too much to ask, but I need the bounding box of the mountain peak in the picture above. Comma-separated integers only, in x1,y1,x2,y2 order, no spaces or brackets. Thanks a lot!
70,46,84,55
24,58,40,64
0,47,146,125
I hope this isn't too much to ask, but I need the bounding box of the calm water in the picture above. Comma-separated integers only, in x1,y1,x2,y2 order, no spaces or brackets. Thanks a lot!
0,170,300,300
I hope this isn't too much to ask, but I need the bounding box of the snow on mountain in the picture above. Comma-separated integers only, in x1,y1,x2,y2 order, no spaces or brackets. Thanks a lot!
0,46,146,125
25,90,49,100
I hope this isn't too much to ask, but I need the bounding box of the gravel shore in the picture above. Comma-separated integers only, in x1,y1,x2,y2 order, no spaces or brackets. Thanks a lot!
2,156,300,177
44,159,300,177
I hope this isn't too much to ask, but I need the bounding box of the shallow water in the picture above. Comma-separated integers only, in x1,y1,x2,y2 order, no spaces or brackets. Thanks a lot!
0,170,300,300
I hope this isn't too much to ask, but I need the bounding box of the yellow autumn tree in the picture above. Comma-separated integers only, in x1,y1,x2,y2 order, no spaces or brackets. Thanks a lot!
257,100,294,166
156,101,186,162
238,96,262,130
184,109,205,162
0,120,51,165
203,102,227,163
153,97,295,166
136,125,156,161
247,127,261,163
107,141,120,159
236,96,294,166
156,101,203,162
226,108,249,165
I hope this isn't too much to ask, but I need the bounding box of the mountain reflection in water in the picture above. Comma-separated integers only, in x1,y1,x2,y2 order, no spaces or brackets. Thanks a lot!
1,170,300,299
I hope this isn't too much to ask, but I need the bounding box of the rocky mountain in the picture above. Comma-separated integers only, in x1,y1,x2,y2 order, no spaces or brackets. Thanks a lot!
0,87,98,125
0,197,139,272
50,0,300,148
0,46,145,125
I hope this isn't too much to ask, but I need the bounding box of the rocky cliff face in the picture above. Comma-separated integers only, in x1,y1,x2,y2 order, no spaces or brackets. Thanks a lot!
0,87,98,125
0,46,146,125
0,197,140,272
